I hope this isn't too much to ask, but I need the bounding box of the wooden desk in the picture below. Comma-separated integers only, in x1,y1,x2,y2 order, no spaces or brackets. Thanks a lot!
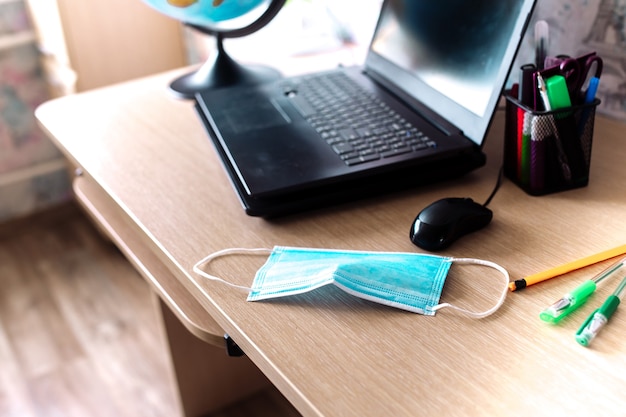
36,69,626,417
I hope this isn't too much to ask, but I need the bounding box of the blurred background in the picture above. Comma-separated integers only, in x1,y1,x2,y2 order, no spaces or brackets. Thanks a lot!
1,0,625,225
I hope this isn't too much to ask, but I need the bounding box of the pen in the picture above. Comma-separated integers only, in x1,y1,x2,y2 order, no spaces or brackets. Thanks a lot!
529,116,548,192
544,74,589,181
576,273,626,347
519,63,537,108
520,112,532,185
584,76,600,104
536,74,573,183
578,76,600,137
539,257,626,323
509,244,626,291
516,107,525,180
536,74,552,111
534,20,549,71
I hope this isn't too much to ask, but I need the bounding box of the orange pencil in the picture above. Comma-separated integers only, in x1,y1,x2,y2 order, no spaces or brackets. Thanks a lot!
510,244,626,291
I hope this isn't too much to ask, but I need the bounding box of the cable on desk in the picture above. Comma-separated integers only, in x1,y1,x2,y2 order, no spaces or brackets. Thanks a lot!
482,165,504,207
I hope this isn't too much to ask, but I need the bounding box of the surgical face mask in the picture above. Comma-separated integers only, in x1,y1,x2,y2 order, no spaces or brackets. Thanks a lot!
193,246,509,318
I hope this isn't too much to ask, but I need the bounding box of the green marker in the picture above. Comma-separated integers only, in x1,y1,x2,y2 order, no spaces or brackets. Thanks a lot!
544,75,572,110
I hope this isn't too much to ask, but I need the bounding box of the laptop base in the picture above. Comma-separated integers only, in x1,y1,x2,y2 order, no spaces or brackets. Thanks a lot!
195,104,486,218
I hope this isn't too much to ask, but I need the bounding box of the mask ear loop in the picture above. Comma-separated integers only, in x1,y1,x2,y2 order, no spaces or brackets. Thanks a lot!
196,250,509,318
431,258,510,319
193,247,272,292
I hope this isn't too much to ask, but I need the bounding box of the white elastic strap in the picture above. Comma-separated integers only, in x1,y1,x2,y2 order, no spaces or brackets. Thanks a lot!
431,257,509,319
192,247,271,292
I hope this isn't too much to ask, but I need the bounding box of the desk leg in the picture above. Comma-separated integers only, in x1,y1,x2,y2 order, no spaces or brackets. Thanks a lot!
153,293,271,417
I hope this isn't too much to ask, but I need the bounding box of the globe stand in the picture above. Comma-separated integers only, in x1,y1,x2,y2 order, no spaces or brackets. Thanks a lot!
169,33,282,99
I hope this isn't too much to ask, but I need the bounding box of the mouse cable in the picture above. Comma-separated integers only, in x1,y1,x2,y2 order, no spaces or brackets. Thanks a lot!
482,165,503,208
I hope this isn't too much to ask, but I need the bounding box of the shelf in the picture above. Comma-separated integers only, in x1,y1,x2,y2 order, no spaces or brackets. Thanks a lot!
72,174,226,348
0,31,35,51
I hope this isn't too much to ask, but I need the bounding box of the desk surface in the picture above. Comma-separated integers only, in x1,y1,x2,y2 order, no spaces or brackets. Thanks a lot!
37,68,626,417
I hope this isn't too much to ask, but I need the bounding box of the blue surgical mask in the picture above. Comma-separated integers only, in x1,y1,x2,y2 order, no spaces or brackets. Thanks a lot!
193,246,509,318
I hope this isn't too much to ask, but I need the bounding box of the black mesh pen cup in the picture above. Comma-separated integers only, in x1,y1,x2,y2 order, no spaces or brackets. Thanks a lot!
504,94,600,195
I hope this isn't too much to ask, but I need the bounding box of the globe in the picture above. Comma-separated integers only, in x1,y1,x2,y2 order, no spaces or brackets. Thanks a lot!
143,0,268,31
142,0,286,98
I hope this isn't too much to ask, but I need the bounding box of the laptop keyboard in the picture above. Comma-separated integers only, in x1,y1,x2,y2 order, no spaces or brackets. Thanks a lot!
288,72,436,166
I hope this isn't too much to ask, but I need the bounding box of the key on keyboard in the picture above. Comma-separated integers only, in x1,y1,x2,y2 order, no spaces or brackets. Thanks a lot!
290,72,436,166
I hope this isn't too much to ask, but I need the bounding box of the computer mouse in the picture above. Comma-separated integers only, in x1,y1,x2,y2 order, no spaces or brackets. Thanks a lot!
409,197,493,251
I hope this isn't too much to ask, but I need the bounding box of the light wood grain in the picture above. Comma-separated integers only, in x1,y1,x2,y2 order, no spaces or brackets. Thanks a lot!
72,174,226,346
0,204,301,417
35,69,626,417
0,204,178,417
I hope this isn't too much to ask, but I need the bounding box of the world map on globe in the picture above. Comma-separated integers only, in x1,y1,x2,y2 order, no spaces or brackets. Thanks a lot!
142,0,268,28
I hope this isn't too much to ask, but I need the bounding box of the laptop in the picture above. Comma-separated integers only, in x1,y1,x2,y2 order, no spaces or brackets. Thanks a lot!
195,0,537,217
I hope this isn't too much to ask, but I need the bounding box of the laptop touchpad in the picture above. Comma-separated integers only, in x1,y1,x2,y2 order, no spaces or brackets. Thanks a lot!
222,99,291,134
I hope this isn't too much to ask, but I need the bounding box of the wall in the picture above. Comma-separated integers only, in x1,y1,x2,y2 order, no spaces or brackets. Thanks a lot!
1,0,186,224
514,0,626,121
183,0,383,73
1,0,624,224
188,0,626,121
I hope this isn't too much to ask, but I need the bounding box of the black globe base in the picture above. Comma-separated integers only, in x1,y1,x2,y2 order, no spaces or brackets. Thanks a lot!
169,36,282,99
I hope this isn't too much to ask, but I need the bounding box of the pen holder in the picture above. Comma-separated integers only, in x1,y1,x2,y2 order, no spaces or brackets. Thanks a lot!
503,94,600,195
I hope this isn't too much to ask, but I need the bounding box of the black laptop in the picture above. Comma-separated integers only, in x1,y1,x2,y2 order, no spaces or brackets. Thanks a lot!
195,0,537,217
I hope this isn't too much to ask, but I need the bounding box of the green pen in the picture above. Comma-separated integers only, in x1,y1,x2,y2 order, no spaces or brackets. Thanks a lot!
576,274,626,347
539,257,626,323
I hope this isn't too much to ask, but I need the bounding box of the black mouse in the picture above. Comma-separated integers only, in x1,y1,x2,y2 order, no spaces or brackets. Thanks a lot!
409,197,493,251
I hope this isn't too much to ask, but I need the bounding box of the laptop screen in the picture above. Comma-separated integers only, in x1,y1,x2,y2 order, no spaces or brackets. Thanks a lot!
365,0,536,145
